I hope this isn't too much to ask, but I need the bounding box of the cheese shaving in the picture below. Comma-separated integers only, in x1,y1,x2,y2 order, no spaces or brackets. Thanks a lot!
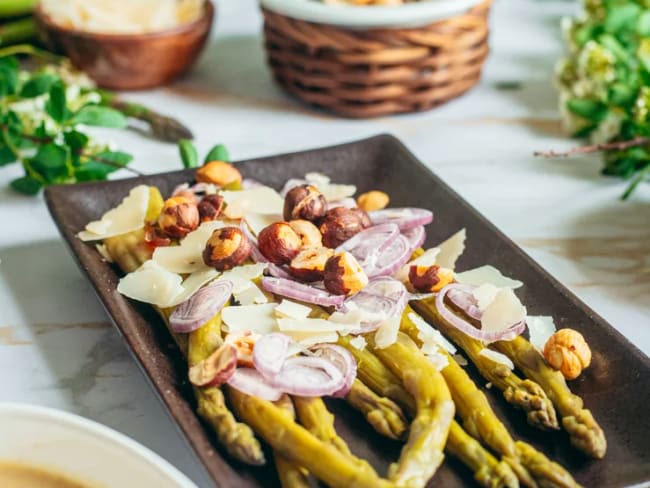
479,349,515,370
78,185,149,241
234,284,268,306
221,303,277,335
453,354,468,366
274,300,312,320
527,316,557,351
455,265,523,289
169,268,220,307
480,288,527,333
152,220,224,273
285,331,339,347
472,283,500,311
435,228,466,270
393,247,440,282
425,351,449,371
277,318,344,333
217,263,267,293
117,260,184,307
374,316,400,349
221,187,284,219
408,312,456,354
245,213,282,236
305,172,356,202
349,336,367,350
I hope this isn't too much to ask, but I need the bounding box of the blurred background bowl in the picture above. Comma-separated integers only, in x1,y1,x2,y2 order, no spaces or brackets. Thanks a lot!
0,403,198,488
34,0,214,90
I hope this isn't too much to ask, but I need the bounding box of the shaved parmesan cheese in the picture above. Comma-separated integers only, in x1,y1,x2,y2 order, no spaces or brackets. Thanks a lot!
245,213,282,236
472,283,500,311
328,307,385,332
480,288,526,333
153,220,224,273
349,336,367,350
78,185,149,241
479,349,514,370
277,318,344,333
408,312,456,354
169,268,220,306
394,247,440,282
374,316,400,349
222,303,277,335
234,283,268,305
527,316,556,351
285,330,339,346
435,228,466,270
426,351,449,371
455,265,523,289
453,354,468,366
222,187,283,219
305,172,356,202
217,263,267,293
117,260,184,307
274,300,312,320
305,172,330,187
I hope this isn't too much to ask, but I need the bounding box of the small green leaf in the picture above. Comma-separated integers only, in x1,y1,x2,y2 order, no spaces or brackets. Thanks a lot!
87,150,133,167
45,81,68,123
0,145,16,166
178,139,198,169
204,143,230,163
70,106,128,128
608,82,637,106
20,73,59,98
566,99,609,122
605,4,641,34
10,176,42,195
30,143,68,182
638,11,650,36
63,130,89,154
0,56,19,98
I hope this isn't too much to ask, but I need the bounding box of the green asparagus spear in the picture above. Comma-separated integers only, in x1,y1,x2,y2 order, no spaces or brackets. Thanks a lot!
410,299,559,430
0,16,36,47
366,332,454,487
293,396,353,456
346,379,408,441
274,396,311,488
338,337,518,488
493,337,606,459
226,386,395,488
401,308,580,488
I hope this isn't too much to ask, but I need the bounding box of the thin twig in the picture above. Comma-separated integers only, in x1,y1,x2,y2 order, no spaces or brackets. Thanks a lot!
80,152,144,176
0,44,64,64
534,136,650,158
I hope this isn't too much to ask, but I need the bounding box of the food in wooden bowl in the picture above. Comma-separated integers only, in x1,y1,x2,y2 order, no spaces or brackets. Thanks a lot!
34,0,214,90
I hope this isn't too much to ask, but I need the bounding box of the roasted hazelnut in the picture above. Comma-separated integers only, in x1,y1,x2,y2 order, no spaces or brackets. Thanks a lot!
289,219,322,248
258,222,302,265
324,251,368,296
196,161,242,187
203,226,252,270
408,265,454,293
543,329,592,380
357,190,389,212
158,195,200,238
198,194,224,222
319,207,370,248
283,184,327,222
289,246,334,282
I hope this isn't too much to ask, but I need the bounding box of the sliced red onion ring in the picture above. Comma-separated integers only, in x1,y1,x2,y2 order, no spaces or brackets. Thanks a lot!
169,280,233,333
270,356,345,397
253,333,293,378
310,344,357,398
367,234,411,277
403,226,426,253
266,263,293,280
435,284,526,343
369,208,433,231
446,285,483,321
261,277,345,307
280,178,307,198
327,198,356,210
342,278,408,333
336,223,399,269
227,367,284,401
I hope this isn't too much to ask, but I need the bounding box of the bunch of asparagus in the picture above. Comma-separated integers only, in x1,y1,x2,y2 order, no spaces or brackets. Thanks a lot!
0,0,37,48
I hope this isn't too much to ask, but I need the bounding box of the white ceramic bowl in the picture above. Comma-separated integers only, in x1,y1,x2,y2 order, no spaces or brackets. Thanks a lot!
0,403,198,488
260,0,484,29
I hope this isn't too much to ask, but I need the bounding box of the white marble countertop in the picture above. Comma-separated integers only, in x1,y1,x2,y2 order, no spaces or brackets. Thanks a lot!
0,0,648,486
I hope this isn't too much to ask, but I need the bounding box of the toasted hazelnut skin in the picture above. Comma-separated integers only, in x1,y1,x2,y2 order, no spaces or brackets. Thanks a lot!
258,222,302,265
158,195,200,238
543,329,592,380
408,265,454,293
198,194,224,222
357,191,390,212
319,207,371,248
283,184,327,222
289,219,323,248
196,161,242,187
323,251,368,296
289,246,334,282
203,226,252,270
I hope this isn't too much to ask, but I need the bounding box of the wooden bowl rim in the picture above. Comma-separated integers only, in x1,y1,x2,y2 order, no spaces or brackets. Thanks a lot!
34,0,214,41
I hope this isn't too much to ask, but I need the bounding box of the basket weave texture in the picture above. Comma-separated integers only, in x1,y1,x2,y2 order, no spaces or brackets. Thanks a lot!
263,1,492,118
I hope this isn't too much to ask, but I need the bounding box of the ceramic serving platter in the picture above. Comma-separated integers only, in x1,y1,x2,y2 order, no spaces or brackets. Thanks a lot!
45,135,650,488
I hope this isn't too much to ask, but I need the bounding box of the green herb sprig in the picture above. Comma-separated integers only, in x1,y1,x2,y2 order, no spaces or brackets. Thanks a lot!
544,0,650,198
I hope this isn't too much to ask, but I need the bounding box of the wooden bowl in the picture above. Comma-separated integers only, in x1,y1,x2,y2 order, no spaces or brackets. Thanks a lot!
34,1,214,90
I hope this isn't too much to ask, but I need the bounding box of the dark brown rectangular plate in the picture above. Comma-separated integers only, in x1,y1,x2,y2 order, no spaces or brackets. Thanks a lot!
45,135,650,488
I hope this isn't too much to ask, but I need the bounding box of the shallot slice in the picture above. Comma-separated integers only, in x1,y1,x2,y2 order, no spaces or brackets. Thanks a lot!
169,280,232,333
269,356,345,397
261,277,345,307
369,208,433,231
227,367,284,401
403,226,426,253
253,333,293,378
367,234,411,277
310,344,357,398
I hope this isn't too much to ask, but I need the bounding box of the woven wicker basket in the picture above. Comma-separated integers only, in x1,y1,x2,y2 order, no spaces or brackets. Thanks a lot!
262,0,492,118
